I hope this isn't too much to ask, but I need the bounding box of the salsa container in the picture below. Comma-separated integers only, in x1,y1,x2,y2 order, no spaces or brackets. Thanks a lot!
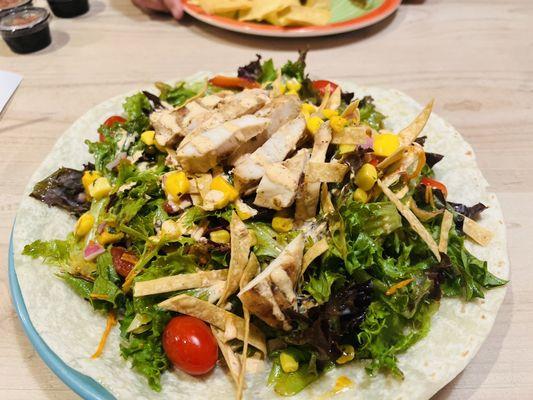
0,6,51,54
46,0,88,18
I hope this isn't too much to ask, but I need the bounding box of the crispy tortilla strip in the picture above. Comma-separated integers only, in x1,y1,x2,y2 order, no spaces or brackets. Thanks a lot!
439,210,454,253
398,100,434,146
295,122,332,221
331,126,369,145
218,212,252,305
305,162,348,183
236,308,250,399
377,101,434,170
326,86,342,110
377,179,441,261
320,183,335,215
342,99,360,121
301,238,328,276
463,216,494,246
240,252,259,289
409,198,443,222
158,294,266,353
133,269,228,297
211,327,241,385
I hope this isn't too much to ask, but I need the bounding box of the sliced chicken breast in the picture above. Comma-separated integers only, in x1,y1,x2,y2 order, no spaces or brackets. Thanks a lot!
233,115,307,191
176,114,269,172
254,149,310,210
228,95,301,166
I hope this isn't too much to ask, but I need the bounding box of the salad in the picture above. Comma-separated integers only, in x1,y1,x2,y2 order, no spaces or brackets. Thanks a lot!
23,51,506,399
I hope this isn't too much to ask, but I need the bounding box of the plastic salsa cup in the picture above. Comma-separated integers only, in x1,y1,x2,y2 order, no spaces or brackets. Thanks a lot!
0,0,32,17
47,0,89,18
0,6,51,54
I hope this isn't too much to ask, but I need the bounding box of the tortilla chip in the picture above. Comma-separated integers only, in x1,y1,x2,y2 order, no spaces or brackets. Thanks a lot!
240,253,259,290
133,269,228,297
438,210,453,253
301,238,329,276
236,307,251,400
218,212,252,305
158,294,266,353
305,162,348,183
198,0,252,14
239,0,297,21
331,126,369,145
278,5,331,26
463,216,494,246
326,86,342,111
377,179,441,261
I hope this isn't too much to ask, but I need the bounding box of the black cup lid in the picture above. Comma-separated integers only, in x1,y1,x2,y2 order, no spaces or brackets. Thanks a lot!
0,0,31,12
0,6,49,32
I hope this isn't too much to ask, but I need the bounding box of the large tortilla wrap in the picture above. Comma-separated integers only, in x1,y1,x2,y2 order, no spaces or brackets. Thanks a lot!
12,73,509,399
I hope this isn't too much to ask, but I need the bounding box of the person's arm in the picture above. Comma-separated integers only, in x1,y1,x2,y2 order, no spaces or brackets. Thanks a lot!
132,0,183,20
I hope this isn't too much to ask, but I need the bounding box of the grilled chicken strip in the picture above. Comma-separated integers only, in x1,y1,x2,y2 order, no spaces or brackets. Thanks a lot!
176,114,270,173
254,148,310,210
233,115,307,191
228,95,301,166
239,234,305,330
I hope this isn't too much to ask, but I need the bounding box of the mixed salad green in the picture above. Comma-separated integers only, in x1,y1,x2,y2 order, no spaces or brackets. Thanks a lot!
23,52,506,397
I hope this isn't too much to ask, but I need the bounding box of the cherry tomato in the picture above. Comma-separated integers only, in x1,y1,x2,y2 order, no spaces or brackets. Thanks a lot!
110,247,137,278
99,115,126,141
209,75,260,89
162,316,218,376
420,177,448,198
312,80,338,97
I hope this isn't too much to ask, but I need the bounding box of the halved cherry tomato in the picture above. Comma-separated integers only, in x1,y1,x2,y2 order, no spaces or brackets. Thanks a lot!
162,316,218,376
209,75,260,90
110,247,137,278
312,80,338,97
99,115,126,141
420,177,448,198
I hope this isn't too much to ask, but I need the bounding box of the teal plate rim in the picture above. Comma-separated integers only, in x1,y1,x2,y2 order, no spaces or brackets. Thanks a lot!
8,223,115,400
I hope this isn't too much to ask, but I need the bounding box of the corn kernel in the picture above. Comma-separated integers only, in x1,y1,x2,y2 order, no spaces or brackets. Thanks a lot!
353,188,368,203
203,190,230,210
89,177,112,200
306,116,323,135
336,344,355,365
74,213,94,237
322,108,338,119
272,216,293,233
301,103,316,114
280,352,299,373
82,171,101,196
210,230,230,244
140,130,155,146
354,163,377,191
330,115,347,134
286,79,302,92
373,133,400,157
338,144,356,155
278,83,287,95
286,89,299,97
210,176,238,202
164,171,190,200
96,224,124,245
160,219,183,240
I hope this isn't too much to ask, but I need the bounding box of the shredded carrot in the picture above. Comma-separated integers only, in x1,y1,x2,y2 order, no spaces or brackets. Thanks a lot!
91,311,117,359
385,278,415,296
122,268,139,293
89,293,110,300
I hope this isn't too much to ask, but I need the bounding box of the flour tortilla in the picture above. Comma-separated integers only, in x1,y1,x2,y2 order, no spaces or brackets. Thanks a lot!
13,73,509,400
